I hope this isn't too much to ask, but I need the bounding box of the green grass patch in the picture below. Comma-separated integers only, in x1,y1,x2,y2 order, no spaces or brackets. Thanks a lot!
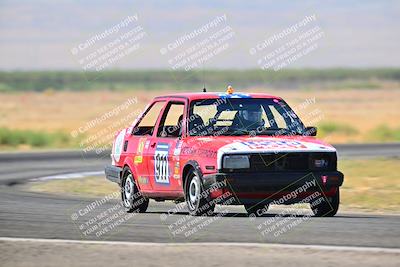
368,125,400,142
1,68,400,91
332,80,381,90
0,127,80,149
317,122,358,137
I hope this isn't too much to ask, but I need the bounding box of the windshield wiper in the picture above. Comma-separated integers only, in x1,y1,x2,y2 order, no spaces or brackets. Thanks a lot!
256,128,303,136
222,129,251,136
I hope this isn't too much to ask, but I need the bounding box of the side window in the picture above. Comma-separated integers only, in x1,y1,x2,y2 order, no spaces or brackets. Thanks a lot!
267,105,288,128
215,111,237,126
133,101,165,136
157,102,185,138
193,104,217,126
261,106,269,127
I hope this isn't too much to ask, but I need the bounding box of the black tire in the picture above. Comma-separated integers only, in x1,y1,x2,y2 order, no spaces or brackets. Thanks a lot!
311,188,339,217
121,166,149,213
185,168,215,216
244,203,269,217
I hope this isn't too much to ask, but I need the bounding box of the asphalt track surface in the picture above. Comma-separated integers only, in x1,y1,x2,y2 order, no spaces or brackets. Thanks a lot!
0,143,399,249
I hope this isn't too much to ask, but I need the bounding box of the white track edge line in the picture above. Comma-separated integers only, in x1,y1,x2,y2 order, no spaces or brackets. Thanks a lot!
0,237,399,254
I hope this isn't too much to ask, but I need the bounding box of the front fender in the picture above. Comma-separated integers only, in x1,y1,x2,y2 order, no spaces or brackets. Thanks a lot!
182,160,204,189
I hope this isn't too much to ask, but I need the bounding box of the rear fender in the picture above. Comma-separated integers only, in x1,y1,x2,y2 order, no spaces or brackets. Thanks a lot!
122,156,139,186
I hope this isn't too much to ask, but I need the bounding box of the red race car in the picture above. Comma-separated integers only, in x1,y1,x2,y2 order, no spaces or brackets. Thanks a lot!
105,88,344,217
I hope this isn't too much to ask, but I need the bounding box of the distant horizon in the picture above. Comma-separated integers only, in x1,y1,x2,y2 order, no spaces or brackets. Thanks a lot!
1,1,399,70
1,67,400,72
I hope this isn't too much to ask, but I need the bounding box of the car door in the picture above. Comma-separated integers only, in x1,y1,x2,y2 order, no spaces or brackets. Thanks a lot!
146,100,186,192
130,100,166,191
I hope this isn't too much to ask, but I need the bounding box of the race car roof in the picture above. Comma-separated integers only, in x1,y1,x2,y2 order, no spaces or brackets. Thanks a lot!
154,92,282,101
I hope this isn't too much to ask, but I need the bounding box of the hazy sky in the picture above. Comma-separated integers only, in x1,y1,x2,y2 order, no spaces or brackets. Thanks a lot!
0,0,399,70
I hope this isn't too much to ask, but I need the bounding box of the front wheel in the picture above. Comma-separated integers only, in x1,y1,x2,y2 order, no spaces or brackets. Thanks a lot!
311,188,339,217
185,169,215,216
121,167,149,213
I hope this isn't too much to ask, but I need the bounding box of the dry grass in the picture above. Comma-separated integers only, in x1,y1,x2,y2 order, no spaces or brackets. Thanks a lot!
339,158,400,213
264,88,400,143
29,176,118,197
0,88,399,145
0,90,158,132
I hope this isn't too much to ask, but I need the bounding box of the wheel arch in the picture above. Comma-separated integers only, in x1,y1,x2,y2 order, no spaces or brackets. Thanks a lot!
122,156,139,185
182,160,203,190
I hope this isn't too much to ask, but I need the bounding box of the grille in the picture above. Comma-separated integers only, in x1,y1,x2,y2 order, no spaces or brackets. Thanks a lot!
224,152,336,172
251,152,336,172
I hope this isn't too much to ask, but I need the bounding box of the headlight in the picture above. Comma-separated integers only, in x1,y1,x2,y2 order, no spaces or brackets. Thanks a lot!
223,155,250,169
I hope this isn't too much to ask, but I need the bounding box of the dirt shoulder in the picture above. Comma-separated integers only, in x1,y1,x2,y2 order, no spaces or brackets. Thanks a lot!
1,239,399,267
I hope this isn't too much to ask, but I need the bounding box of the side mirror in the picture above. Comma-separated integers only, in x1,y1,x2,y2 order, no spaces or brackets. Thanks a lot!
304,126,317,136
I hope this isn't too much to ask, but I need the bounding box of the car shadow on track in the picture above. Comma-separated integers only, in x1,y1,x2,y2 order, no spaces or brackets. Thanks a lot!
146,211,310,218
145,210,381,219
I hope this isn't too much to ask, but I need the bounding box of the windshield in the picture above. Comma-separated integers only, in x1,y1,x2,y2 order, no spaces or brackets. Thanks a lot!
188,98,305,136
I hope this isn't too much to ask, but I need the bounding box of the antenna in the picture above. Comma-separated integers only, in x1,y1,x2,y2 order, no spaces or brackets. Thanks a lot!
202,64,207,92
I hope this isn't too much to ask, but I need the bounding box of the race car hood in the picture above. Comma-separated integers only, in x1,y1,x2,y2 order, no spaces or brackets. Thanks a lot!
186,135,336,169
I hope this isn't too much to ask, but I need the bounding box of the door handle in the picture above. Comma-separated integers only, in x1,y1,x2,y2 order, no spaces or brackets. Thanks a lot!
150,142,156,148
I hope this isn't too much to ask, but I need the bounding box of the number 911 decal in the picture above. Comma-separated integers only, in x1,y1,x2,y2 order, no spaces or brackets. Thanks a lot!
154,143,170,184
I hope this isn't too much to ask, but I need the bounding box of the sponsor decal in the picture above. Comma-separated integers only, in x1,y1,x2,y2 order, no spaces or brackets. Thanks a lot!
181,147,217,158
113,129,126,162
134,137,146,164
134,155,143,164
137,137,146,154
217,93,251,98
173,140,183,156
154,143,170,184
144,140,150,149
138,176,149,185
173,161,180,179
241,140,307,150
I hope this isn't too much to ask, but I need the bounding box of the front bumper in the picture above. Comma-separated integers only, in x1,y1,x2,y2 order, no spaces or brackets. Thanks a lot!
105,165,122,184
203,170,343,203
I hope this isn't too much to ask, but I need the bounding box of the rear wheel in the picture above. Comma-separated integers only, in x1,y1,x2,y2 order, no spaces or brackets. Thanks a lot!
185,169,214,216
311,188,339,217
244,203,269,217
121,167,149,213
